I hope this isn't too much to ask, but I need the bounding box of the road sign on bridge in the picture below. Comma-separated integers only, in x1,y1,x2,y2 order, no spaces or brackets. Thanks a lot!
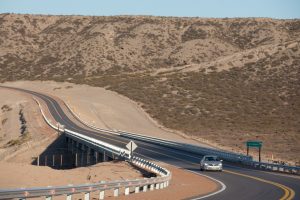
126,140,138,159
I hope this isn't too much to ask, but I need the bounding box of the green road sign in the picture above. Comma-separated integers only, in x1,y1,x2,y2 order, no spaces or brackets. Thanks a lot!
246,141,262,148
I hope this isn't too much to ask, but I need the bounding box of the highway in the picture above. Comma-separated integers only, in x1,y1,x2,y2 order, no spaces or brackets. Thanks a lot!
2,86,299,200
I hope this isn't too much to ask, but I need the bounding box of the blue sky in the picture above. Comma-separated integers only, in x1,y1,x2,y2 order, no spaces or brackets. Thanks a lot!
0,0,299,19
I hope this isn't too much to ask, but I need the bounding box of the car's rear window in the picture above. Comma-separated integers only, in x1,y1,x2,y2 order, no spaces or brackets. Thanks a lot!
205,157,218,161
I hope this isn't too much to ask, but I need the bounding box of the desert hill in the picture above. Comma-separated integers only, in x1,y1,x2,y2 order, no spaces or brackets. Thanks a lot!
0,14,299,163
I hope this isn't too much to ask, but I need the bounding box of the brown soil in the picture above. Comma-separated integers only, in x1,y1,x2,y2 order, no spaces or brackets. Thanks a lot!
0,87,218,199
0,14,299,165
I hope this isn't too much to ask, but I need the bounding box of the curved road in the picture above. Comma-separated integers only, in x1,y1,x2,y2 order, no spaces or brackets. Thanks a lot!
1,86,299,200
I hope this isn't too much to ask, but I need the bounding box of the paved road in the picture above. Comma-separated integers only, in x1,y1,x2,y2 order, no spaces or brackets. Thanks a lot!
2,86,299,200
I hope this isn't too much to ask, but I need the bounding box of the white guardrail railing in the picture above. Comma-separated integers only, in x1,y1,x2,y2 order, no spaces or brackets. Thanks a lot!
118,131,300,175
63,101,300,175
0,97,171,200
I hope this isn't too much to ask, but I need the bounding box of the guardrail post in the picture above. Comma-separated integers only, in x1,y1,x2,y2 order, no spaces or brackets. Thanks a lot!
135,186,139,193
84,192,90,200
150,184,154,191
160,182,164,189
155,183,160,189
143,185,147,192
99,181,105,200
113,188,119,197
45,196,52,200
66,194,72,200
99,190,105,200
125,187,130,195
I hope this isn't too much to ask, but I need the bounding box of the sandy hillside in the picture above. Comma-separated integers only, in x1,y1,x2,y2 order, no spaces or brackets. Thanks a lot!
1,81,211,146
2,81,299,164
0,14,299,164
0,88,55,159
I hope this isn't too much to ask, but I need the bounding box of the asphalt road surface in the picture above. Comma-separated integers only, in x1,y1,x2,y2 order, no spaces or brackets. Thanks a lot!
2,86,299,200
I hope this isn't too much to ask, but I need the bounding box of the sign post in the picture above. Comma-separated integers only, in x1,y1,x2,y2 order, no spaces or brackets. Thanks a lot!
126,140,138,160
246,140,262,162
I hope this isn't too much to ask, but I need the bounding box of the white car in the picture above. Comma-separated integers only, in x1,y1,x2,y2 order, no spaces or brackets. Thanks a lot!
200,155,223,171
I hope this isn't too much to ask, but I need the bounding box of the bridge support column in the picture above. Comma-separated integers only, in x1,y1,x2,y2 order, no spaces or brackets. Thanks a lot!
135,186,139,193
81,144,85,151
75,153,78,167
125,187,130,195
95,151,98,163
81,151,84,167
87,147,90,165
103,151,106,162
67,138,71,151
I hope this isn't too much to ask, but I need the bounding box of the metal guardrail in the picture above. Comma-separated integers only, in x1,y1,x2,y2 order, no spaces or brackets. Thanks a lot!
242,160,300,174
118,131,252,162
64,100,300,175
118,131,300,175
0,156,171,199
0,97,172,200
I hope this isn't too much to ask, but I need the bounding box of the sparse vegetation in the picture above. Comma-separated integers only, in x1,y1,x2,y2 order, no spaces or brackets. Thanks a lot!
5,132,31,147
1,105,12,112
0,14,299,162
19,108,27,135
1,118,7,125
3,107,31,147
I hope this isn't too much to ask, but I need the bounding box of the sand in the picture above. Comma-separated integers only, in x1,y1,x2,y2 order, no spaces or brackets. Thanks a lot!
0,84,218,199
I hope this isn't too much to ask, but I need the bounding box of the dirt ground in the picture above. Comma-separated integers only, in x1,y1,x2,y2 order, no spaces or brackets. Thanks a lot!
0,86,218,199
0,161,144,189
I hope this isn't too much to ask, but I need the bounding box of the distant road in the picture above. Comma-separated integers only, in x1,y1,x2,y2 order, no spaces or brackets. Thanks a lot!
1,86,298,200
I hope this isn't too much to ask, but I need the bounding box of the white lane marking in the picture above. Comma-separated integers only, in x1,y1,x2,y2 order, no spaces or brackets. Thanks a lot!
187,170,226,200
